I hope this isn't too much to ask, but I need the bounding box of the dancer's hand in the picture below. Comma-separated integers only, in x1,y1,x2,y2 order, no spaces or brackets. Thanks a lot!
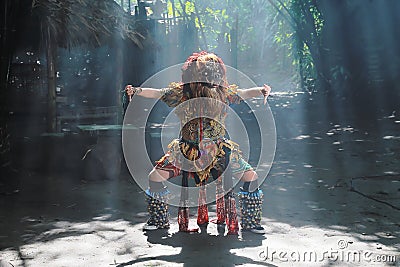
260,84,271,105
125,85,142,101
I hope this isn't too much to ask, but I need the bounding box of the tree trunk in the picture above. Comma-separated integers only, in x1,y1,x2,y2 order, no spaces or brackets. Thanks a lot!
0,0,21,169
230,16,238,69
0,0,12,106
115,42,124,124
46,26,57,133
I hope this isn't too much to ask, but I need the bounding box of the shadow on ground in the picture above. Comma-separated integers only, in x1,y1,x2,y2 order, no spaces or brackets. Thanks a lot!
0,93,399,266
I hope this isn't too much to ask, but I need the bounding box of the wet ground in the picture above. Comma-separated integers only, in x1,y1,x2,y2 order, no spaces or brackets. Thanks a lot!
0,93,399,266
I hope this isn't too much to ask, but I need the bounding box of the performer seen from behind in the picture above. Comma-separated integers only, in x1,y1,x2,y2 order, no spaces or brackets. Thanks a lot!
125,51,271,234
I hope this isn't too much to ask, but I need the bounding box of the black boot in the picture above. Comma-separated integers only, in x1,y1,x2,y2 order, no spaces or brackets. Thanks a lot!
143,182,170,231
238,188,265,234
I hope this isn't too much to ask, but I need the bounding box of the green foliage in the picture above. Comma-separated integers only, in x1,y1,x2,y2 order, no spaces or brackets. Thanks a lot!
174,0,329,90
164,0,277,51
269,0,324,90
145,0,327,89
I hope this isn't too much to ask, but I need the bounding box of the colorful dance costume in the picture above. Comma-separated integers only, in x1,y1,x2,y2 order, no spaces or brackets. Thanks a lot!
143,52,264,234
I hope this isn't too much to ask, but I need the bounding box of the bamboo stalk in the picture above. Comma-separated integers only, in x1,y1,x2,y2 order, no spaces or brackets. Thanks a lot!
193,1,207,50
266,0,296,30
115,42,123,124
177,0,188,23
46,25,57,132
171,0,177,25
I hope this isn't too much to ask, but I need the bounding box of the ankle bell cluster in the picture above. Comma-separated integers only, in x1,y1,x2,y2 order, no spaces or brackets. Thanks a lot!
145,189,170,229
237,189,263,230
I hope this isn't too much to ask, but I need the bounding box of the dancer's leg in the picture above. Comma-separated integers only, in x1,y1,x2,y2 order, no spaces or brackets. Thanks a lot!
197,180,209,226
143,168,176,231
234,170,265,234
222,146,239,235
211,169,225,224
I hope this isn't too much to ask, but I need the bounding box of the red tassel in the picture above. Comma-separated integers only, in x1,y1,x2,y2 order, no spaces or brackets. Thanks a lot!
178,207,198,233
210,178,226,225
225,195,239,235
197,185,209,225
178,207,189,232
215,182,225,224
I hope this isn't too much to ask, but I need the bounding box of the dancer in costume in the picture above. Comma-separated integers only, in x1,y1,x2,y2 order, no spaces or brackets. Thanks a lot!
125,51,271,234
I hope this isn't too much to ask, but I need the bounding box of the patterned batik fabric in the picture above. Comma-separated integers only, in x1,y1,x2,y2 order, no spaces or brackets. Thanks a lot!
237,189,264,230
156,82,252,185
155,138,253,185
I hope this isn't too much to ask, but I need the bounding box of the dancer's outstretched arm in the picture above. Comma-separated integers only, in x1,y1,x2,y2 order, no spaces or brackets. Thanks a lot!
125,83,272,104
237,84,271,104
125,85,161,101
